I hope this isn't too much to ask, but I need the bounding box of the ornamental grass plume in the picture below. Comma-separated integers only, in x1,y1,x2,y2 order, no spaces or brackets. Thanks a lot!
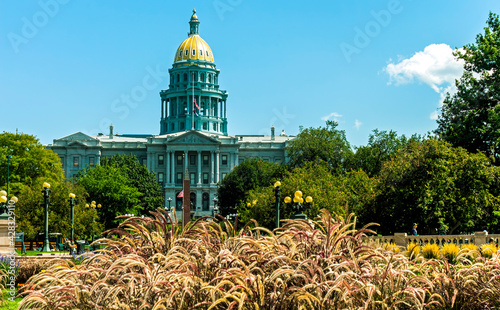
460,243,479,260
382,242,401,253
422,243,440,259
17,208,500,309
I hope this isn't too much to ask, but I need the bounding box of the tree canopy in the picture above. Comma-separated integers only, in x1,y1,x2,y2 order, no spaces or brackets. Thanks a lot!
436,12,500,162
75,154,165,229
286,121,353,174
360,139,500,235
216,157,285,216
0,132,64,194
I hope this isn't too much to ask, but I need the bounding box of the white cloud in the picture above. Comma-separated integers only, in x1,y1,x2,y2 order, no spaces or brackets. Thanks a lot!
321,112,342,122
384,44,464,119
354,119,362,130
429,110,439,120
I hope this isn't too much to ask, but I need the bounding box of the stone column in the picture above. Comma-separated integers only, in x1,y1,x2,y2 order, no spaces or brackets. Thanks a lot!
170,151,175,185
197,151,202,185
211,151,215,184
475,231,488,247
394,233,407,247
166,150,171,184
215,151,220,183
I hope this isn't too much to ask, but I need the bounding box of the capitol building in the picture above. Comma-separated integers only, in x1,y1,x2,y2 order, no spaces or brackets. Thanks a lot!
49,10,294,216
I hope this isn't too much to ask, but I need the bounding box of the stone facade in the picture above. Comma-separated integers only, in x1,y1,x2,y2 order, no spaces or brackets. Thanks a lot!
48,10,294,219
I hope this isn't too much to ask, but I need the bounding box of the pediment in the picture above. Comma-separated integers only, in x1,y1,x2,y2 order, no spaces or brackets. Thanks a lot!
169,131,220,144
57,132,97,142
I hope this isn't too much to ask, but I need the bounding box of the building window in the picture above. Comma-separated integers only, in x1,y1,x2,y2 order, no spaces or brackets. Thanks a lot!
176,193,182,211
158,172,164,185
177,155,183,165
179,50,182,57
142,158,147,165
203,122,207,130
206,51,209,56
180,122,185,130
183,73,188,81
158,154,164,165
184,50,189,56
202,193,209,211
176,172,183,185
208,75,212,83
222,155,228,166
221,173,227,180
171,123,175,131
199,49,202,56
190,192,197,211
190,172,196,185
190,155,196,166
73,156,79,167
203,155,209,166
89,157,95,167
60,157,64,168
203,173,209,184
213,123,217,131
192,49,196,56
200,73,205,81
176,74,180,82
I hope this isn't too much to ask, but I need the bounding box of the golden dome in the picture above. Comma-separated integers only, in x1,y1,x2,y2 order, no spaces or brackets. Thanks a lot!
174,35,214,63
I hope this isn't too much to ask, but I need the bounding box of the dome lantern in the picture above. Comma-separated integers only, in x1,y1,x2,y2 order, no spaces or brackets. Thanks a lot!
189,8,200,36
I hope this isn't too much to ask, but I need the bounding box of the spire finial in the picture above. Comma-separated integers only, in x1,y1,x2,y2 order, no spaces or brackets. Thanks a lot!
189,9,200,35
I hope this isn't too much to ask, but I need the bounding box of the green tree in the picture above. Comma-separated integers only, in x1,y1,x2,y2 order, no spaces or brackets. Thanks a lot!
286,121,353,174
76,165,142,230
436,12,500,162
0,132,64,194
350,129,421,177
216,158,286,216
16,179,102,241
100,154,164,215
238,162,376,230
361,139,500,235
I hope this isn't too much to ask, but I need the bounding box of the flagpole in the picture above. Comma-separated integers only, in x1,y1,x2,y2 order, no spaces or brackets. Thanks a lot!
192,72,195,130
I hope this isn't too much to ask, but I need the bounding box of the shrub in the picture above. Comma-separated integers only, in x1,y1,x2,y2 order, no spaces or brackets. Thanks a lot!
460,243,479,260
481,243,498,259
422,243,440,259
382,242,401,253
442,243,460,263
406,242,420,259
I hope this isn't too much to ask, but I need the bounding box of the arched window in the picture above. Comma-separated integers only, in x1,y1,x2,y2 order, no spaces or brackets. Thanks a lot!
176,193,182,211
184,50,189,56
183,73,188,82
192,49,196,56
190,192,197,211
176,74,180,83
200,73,205,82
208,75,212,83
202,193,209,211
181,102,187,115
178,50,182,57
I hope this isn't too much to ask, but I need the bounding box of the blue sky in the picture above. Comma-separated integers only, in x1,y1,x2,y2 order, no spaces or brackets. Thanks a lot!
1,1,500,148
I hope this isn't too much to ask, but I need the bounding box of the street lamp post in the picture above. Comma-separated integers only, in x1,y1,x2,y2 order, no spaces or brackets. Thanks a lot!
284,191,313,220
86,201,101,244
212,198,218,217
6,155,12,201
274,181,281,228
167,197,172,211
0,193,18,220
42,182,51,252
69,193,76,244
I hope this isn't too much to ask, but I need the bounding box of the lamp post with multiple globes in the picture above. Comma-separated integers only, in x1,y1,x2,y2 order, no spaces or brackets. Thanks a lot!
86,201,101,243
42,182,51,252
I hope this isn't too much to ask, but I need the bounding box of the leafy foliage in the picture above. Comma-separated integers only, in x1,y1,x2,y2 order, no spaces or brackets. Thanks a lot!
350,129,421,177
0,132,64,193
436,12,500,162
217,157,285,216
286,121,353,174
238,162,376,230
100,154,164,216
361,138,500,235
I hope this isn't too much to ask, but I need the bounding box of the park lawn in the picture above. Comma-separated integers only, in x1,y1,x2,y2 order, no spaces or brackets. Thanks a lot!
1,289,22,309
